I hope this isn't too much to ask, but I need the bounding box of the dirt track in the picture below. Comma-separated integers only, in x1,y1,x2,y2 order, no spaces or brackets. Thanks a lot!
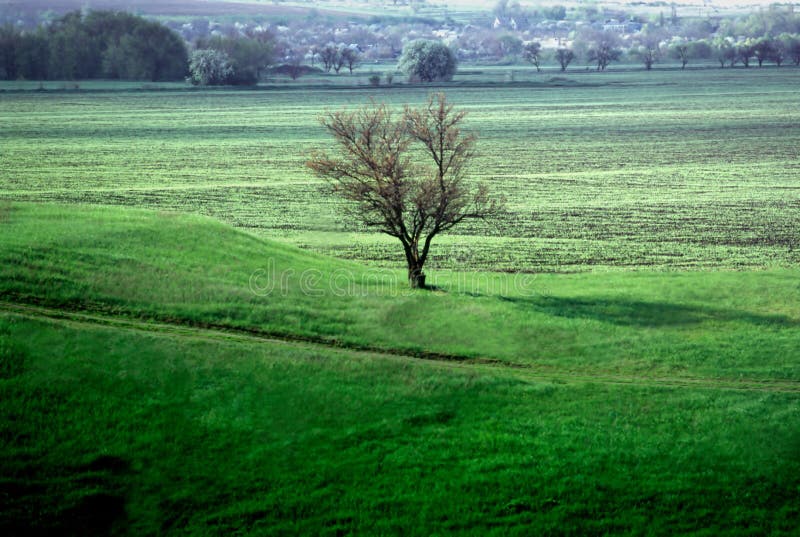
3,300,799,394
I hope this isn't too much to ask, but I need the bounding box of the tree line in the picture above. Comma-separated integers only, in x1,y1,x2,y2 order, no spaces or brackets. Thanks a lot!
0,11,187,81
4,9,800,84
517,30,800,73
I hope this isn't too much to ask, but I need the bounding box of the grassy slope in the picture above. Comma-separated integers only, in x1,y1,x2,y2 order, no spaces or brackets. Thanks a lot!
2,313,799,536
1,202,798,383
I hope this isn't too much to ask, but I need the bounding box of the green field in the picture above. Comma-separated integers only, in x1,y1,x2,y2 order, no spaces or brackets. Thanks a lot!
1,202,799,535
3,68,799,271
1,68,799,534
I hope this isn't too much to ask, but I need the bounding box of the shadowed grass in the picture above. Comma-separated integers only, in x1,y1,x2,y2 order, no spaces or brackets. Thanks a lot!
1,313,799,535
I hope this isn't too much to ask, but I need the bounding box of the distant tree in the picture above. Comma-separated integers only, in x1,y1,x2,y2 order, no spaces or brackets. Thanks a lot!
307,94,503,288
1,10,187,81
308,45,320,67
320,44,338,73
112,23,187,81
330,45,347,74
782,35,800,65
46,11,97,79
398,40,457,82
197,35,273,83
680,19,715,40
12,29,49,80
0,25,20,80
632,28,665,70
712,37,735,68
669,41,690,69
285,49,304,80
187,49,233,85
340,47,360,74
522,41,542,72
585,31,622,71
751,38,774,67
737,42,755,67
770,40,787,66
687,40,713,62
544,5,567,21
631,44,658,70
498,34,524,58
554,48,575,71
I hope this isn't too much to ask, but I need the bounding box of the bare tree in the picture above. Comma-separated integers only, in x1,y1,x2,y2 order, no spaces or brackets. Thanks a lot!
286,49,304,80
554,48,575,71
320,44,338,72
752,38,773,67
670,42,690,69
308,94,504,288
632,30,664,71
738,43,754,67
332,45,346,74
340,47,361,74
308,45,320,67
632,44,659,70
522,41,542,72
586,31,622,71
789,38,800,66
770,40,786,67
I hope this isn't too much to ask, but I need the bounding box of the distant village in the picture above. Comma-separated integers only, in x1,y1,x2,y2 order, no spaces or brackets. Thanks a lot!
1,1,799,82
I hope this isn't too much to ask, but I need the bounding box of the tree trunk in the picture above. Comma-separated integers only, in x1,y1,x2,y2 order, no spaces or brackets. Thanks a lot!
404,241,427,289
408,265,426,289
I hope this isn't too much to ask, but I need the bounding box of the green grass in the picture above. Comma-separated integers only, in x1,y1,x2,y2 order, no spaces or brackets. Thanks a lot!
1,67,799,534
2,312,799,535
2,202,798,383
2,68,799,271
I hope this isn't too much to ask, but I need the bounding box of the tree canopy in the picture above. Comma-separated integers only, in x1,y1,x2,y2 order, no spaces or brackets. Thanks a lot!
398,40,457,83
308,94,503,288
1,11,187,81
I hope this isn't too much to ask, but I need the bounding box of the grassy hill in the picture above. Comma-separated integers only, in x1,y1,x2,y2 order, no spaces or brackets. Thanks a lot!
2,202,799,381
1,203,799,535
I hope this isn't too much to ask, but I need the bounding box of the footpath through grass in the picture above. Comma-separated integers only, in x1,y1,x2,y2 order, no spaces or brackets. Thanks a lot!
1,312,799,535
1,203,799,534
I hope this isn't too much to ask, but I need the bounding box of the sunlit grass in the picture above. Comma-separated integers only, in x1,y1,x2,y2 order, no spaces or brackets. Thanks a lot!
2,68,799,271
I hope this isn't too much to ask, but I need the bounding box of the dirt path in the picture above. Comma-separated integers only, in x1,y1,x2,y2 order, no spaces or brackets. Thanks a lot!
2,300,799,394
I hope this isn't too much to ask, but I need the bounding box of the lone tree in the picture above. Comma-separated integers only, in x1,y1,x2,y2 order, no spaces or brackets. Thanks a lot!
188,49,233,85
308,94,503,288
398,40,457,82
670,42,690,69
340,47,360,74
586,31,622,71
554,48,575,71
522,41,542,72
632,29,666,71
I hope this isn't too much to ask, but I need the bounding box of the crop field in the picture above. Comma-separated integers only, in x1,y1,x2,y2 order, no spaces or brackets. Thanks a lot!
2,68,799,272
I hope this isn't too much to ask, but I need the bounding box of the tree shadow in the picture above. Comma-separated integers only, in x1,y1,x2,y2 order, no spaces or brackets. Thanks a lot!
497,295,798,328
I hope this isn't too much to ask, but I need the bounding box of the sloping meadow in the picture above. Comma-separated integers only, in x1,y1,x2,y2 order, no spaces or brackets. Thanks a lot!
1,203,798,381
